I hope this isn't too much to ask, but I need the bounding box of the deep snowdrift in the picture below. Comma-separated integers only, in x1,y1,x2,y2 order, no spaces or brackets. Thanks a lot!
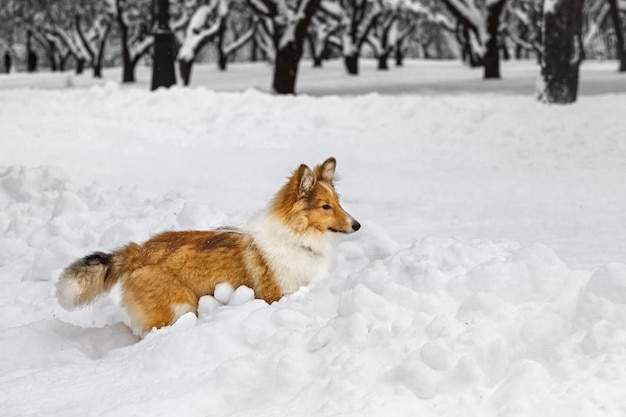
1,61,626,416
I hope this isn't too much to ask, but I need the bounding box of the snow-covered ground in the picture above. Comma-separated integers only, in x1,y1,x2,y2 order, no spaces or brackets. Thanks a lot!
1,59,626,416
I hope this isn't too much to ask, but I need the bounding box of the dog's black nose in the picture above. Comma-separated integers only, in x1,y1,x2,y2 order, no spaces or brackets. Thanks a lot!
352,221,361,232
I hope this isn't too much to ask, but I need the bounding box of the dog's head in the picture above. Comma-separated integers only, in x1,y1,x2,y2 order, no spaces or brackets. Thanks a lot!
271,157,360,235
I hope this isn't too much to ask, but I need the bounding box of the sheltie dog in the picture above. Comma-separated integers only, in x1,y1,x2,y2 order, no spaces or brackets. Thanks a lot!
56,157,360,335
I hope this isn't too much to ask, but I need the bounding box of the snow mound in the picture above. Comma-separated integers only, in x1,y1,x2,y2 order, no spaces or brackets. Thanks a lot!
2,167,625,416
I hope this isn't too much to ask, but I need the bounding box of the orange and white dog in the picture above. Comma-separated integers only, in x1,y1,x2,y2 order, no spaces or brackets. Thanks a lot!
56,157,360,335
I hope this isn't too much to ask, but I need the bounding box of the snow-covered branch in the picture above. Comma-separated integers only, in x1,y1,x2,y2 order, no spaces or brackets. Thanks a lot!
50,26,90,63
130,35,154,60
247,0,278,17
224,21,258,56
178,1,224,62
255,18,277,61
319,0,345,18
444,0,484,34
583,2,609,48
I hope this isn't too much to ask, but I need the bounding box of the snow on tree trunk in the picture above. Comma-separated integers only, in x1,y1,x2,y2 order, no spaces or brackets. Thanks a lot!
484,0,506,79
537,0,583,104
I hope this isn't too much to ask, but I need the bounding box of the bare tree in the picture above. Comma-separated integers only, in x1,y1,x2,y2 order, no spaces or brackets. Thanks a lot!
506,0,542,60
319,0,382,75
391,11,416,65
176,0,255,82
215,3,257,70
307,14,343,67
47,26,90,74
366,7,398,70
440,0,485,66
75,13,112,78
246,0,322,93
441,0,508,78
113,0,154,82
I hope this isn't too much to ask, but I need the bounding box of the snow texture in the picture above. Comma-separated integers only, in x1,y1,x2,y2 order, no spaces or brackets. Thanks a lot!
1,60,626,417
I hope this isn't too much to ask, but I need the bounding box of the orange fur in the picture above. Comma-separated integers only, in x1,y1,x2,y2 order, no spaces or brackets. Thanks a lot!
56,157,360,335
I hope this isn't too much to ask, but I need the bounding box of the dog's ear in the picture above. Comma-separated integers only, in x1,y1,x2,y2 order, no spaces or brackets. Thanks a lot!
295,164,316,197
315,157,336,185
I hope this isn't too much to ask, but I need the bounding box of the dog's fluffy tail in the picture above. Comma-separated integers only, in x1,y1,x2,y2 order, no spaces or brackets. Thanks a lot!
56,252,120,309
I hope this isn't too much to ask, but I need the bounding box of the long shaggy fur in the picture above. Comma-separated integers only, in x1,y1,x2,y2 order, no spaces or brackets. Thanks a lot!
56,157,360,335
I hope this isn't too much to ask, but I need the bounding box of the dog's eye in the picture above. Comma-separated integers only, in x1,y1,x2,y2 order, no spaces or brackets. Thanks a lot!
322,204,332,210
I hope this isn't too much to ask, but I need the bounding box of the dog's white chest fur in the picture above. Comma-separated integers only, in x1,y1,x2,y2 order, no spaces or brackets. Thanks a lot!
246,214,335,294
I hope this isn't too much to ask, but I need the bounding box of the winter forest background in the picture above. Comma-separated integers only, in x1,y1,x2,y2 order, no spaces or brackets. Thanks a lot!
2,0,626,417
2,0,626,100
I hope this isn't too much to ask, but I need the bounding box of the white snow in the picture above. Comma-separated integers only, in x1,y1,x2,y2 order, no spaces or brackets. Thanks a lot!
1,59,626,416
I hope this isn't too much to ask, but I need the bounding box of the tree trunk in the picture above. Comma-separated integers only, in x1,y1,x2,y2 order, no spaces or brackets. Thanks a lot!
36,35,59,71
123,59,136,82
607,0,626,72
459,25,482,67
484,0,506,79
3,52,11,74
344,55,358,75
47,49,58,71
537,0,583,104
273,43,302,94
377,52,389,70
179,59,193,86
75,58,85,75
218,53,228,71
251,38,259,62
308,36,323,68
93,64,102,78
117,1,135,82
27,30,38,72
217,20,228,71
469,53,482,67
121,45,136,82
422,43,432,59
59,51,70,71
93,23,111,79
501,39,510,61
395,42,403,66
